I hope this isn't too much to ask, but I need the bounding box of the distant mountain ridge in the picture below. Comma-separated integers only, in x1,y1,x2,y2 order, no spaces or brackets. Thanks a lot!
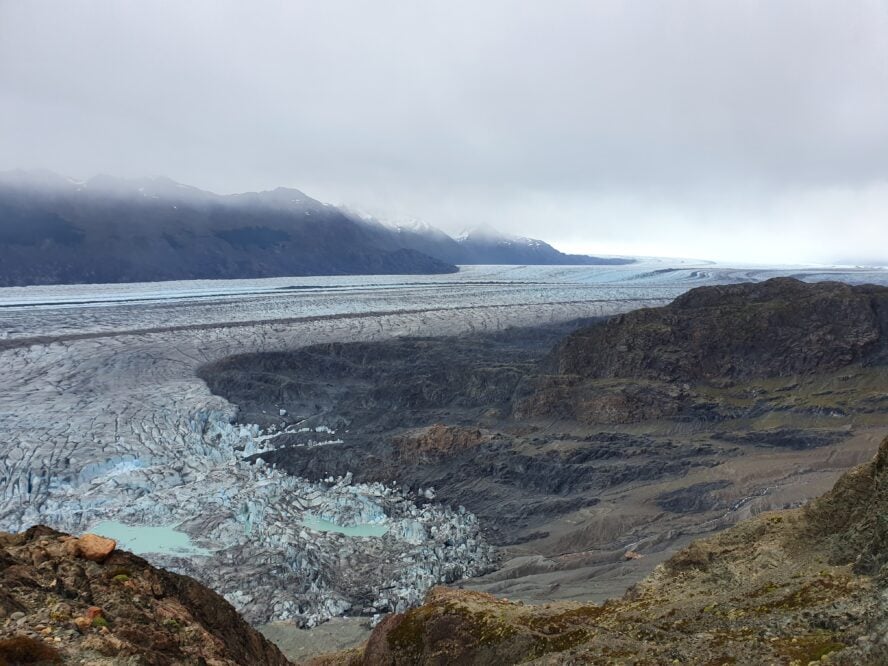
451,226,628,266
0,170,456,286
0,170,633,286
355,213,633,267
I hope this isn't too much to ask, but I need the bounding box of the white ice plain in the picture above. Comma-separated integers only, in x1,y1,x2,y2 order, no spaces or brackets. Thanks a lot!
1,264,886,625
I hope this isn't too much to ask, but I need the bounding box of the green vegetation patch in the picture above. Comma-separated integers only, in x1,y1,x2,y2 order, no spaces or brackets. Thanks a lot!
754,575,855,613
773,633,845,663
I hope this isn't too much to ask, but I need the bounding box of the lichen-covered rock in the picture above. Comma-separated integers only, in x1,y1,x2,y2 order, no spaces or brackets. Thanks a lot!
0,526,291,665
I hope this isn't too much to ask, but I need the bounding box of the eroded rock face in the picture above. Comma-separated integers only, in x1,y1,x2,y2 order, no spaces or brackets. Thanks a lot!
0,526,291,665
551,278,888,383
804,433,888,575
392,425,489,461
512,376,691,423
257,430,710,547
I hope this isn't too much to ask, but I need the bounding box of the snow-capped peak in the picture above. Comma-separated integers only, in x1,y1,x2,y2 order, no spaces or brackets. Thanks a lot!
457,225,522,243
391,218,440,234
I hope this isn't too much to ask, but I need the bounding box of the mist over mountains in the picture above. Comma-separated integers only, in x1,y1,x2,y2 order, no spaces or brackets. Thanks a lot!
0,170,632,287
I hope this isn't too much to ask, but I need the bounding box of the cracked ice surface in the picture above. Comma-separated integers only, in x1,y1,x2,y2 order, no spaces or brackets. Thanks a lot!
2,264,887,625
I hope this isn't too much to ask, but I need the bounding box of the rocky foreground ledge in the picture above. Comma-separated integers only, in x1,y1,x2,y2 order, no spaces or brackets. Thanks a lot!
0,526,290,665
313,435,888,665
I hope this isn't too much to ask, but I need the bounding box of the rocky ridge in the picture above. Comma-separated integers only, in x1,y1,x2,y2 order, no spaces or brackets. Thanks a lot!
0,525,291,665
550,277,888,382
516,277,888,424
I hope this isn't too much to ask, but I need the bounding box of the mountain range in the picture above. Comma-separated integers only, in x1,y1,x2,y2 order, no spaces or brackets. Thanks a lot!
0,170,633,287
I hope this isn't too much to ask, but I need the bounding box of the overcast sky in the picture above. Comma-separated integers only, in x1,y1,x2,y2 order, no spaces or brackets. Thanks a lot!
1,1,886,264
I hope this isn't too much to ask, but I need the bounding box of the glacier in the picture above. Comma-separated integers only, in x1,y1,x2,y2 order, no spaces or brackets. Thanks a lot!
2,263,887,625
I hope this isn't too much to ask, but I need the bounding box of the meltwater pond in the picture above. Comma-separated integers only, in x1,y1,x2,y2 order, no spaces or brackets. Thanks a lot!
90,520,211,556
300,514,389,538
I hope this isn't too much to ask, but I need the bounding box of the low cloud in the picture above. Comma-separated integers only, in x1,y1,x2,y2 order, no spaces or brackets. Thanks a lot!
1,1,886,263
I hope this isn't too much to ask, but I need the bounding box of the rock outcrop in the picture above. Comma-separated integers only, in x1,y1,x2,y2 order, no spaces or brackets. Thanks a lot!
0,525,291,665
551,277,888,382
392,425,489,461
69,533,116,562
512,278,888,424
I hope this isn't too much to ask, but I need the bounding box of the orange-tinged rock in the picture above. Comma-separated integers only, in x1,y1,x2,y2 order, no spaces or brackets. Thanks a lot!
86,606,104,620
72,616,91,632
76,534,116,562
624,550,643,560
